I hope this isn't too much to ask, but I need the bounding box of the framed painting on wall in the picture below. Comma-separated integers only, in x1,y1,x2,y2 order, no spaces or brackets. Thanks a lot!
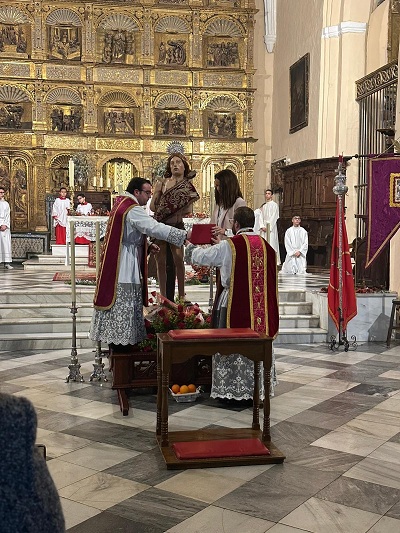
289,53,309,134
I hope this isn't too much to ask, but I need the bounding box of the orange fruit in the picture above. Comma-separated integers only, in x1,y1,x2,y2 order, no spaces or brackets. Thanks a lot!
187,384,196,393
179,385,189,394
171,384,180,394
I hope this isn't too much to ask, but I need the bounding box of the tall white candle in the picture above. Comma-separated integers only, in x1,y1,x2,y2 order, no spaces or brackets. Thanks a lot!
68,159,74,189
93,176,97,187
99,176,103,188
70,221,76,303
95,222,101,277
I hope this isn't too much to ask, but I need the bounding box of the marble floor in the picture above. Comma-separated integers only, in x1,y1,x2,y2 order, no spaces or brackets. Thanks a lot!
2,265,400,531
2,340,400,532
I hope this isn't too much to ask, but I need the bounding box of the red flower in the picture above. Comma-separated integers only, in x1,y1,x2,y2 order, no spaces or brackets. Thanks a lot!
206,316,212,323
151,291,157,297
144,319,151,328
177,304,184,312
158,309,165,317
148,297,154,304
148,333,155,339
194,317,201,323
178,321,185,329
178,312,185,320
163,318,170,326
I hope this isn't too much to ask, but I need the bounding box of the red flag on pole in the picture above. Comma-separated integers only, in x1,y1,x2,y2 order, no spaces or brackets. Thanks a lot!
328,202,357,332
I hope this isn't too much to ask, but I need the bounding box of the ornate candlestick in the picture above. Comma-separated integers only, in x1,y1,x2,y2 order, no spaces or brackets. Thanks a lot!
66,220,85,382
89,221,108,382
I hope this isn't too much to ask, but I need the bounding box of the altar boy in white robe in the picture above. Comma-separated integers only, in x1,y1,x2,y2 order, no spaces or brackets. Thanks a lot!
281,215,308,274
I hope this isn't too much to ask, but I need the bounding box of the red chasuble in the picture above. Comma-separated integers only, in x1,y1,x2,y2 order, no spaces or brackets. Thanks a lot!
94,196,143,310
227,234,279,338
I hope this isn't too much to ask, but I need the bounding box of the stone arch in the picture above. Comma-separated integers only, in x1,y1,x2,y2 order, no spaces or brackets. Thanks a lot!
154,92,189,110
204,94,244,111
154,16,190,34
45,87,81,105
203,16,244,38
46,8,82,26
98,90,138,108
0,84,31,103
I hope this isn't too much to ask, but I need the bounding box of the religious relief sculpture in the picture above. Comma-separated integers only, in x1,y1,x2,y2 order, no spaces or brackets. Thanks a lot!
207,112,236,138
0,104,24,129
0,157,10,191
102,30,135,64
158,40,186,65
0,24,28,55
155,110,186,136
48,26,81,60
104,109,135,134
50,106,83,132
12,167,27,217
206,40,239,68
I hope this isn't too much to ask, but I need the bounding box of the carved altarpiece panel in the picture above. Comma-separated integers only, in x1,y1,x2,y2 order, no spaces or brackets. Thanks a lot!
156,37,188,66
155,110,187,136
48,26,81,61
102,108,136,134
0,23,30,58
206,111,237,138
205,38,240,68
0,155,29,230
49,105,83,133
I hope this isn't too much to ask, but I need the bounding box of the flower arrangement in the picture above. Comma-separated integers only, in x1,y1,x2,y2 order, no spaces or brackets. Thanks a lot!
185,265,211,285
140,293,211,352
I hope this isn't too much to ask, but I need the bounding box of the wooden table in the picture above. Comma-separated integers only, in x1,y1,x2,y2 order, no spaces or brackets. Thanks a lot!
156,330,285,469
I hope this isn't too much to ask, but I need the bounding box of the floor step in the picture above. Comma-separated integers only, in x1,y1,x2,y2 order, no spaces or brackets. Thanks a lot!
279,315,320,328
0,317,92,335
0,332,94,350
275,327,328,344
279,302,313,314
0,303,93,319
278,290,306,302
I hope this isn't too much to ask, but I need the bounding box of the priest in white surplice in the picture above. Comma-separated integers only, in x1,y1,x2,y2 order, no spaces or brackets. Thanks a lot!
281,215,308,274
258,189,281,265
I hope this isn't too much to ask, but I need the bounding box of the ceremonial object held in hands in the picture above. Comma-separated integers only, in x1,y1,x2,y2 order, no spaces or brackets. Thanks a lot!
189,223,214,245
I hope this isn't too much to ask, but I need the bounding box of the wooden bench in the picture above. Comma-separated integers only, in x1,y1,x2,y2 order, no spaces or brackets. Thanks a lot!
156,328,285,469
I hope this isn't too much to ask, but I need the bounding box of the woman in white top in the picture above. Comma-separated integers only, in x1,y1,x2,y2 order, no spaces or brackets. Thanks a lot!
210,169,246,238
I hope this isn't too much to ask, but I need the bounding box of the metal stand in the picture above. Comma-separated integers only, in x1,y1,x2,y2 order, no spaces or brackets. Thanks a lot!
208,266,214,313
329,158,357,352
65,219,85,382
65,302,85,382
89,341,109,382
88,221,108,381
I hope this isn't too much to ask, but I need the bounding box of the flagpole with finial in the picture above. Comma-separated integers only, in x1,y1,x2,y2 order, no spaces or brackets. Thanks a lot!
329,155,357,351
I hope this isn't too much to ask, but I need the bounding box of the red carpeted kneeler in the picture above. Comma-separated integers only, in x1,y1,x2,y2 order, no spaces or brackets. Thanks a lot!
172,438,270,460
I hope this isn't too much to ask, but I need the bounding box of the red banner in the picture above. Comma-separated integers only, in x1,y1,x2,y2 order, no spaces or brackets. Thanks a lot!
366,156,400,267
328,202,357,332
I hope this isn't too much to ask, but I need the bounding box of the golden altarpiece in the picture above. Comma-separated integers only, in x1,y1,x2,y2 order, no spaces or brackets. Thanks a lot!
0,0,257,256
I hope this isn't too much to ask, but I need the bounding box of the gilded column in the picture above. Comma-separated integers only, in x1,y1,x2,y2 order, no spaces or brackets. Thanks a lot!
30,2,46,60
33,147,48,231
81,4,95,62
192,11,202,68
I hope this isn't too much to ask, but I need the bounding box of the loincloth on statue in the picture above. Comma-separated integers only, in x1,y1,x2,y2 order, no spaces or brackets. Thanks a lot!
153,221,185,249
153,179,199,223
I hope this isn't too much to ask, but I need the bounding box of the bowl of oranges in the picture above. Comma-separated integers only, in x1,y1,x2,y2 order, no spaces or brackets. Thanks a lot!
169,383,200,403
